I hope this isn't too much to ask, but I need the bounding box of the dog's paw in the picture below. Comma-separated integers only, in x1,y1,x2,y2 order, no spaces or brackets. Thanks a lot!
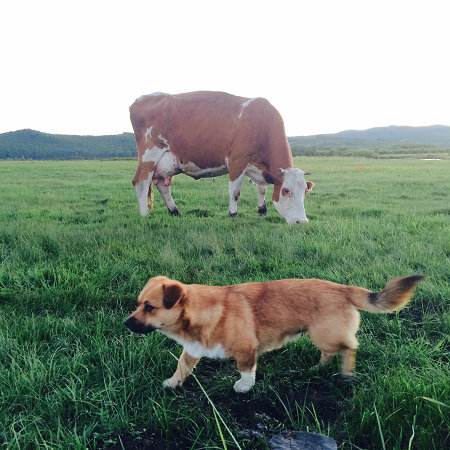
163,377,181,389
233,379,253,393
341,371,355,378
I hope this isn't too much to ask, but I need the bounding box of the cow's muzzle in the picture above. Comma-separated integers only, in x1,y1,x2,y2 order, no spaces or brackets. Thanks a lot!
124,317,156,334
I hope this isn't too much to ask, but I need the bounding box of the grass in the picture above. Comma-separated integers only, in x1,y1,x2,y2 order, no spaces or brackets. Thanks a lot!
0,157,449,449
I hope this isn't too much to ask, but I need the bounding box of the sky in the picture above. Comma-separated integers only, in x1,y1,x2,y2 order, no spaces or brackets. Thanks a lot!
1,0,449,137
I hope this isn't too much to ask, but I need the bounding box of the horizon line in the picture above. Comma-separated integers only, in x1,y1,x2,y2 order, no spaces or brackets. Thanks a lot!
2,124,450,139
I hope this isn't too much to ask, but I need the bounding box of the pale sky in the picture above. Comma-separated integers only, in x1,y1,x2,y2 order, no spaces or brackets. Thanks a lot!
1,0,449,137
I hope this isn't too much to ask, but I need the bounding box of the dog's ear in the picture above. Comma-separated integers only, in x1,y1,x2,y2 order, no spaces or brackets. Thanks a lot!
162,282,185,309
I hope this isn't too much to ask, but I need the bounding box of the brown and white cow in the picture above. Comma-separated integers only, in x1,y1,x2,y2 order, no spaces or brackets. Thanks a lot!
129,91,313,224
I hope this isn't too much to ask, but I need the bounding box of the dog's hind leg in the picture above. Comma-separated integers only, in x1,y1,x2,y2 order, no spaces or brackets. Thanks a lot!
341,347,357,376
163,350,200,389
318,350,336,367
309,310,360,376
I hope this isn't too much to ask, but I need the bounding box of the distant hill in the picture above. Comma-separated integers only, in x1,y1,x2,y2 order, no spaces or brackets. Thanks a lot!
0,129,136,160
336,125,450,145
290,125,450,147
0,126,449,160
289,125,450,159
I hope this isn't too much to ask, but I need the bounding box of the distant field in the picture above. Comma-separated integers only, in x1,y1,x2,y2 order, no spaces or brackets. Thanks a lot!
291,145,450,159
0,157,449,449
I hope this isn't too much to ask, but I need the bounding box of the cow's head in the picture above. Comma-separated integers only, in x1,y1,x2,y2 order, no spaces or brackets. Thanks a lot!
273,168,313,224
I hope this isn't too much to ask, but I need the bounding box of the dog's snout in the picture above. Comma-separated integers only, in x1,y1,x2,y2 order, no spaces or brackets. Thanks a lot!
124,316,156,334
124,317,136,329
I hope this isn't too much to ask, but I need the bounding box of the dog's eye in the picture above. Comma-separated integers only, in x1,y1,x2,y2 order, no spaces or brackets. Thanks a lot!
144,304,155,313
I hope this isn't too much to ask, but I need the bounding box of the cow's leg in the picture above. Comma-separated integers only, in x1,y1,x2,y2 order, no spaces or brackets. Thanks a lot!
134,171,153,216
155,179,180,216
257,185,267,215
228,172,245,218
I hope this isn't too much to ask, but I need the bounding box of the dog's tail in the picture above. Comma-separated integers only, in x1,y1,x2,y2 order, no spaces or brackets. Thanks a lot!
349,275,425,313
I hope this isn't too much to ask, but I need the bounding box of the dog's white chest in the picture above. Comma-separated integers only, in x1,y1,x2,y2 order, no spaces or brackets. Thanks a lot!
185,342,226,359
168,335,226,359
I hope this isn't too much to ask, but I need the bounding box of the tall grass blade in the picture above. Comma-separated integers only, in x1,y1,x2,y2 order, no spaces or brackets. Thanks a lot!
407,410,416,450
374,405,386,450
420,397,448,408
213,408,227,450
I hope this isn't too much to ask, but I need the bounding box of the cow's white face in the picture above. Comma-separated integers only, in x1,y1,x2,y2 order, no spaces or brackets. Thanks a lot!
273,168,312,224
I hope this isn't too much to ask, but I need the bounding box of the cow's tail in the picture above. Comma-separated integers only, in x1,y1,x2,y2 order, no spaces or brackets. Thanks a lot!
349,275,425,313
148,183,154,211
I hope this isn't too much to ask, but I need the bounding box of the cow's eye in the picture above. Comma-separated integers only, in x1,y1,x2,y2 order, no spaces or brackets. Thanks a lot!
144,304,155,313
282,188,291,196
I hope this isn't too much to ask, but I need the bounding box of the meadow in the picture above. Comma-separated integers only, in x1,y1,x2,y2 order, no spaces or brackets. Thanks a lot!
0,157,448,449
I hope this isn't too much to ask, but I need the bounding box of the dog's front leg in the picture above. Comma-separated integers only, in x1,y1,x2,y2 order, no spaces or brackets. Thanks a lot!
233,352,257,393
163,349,200,389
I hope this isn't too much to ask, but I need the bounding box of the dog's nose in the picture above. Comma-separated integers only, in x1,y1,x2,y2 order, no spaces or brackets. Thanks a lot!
124,317,156,334
124,317,136,329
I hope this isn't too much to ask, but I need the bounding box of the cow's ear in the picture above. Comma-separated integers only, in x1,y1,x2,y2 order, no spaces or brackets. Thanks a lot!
162,283,185,309
306,181,314,193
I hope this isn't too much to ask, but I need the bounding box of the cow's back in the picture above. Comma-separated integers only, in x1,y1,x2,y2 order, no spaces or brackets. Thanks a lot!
130,92,245,166
130,91,292,174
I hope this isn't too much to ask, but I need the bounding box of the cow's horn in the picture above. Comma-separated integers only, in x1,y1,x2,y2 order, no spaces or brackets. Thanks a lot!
304,171,311,175
279,168,285,174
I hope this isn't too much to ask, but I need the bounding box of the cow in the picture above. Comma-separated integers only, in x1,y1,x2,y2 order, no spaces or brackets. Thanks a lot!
129,91,314,224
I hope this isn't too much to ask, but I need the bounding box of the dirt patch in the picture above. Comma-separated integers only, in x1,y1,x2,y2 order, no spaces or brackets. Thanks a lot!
98,382,345,449
211,379,345,432
99,357,349,449
99,430,190,450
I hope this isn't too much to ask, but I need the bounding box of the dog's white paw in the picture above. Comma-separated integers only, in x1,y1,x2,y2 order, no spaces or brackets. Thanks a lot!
163,377,181,389
233,369,256,393
233,379,253,393
341,370,355,378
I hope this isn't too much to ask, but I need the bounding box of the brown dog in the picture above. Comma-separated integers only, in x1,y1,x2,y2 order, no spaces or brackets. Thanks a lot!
124,275,424,393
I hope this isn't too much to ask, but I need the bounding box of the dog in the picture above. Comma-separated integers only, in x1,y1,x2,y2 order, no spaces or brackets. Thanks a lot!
124,275,424,393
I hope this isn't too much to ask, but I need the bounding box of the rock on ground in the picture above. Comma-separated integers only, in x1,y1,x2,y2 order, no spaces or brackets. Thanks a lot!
269,431,337,450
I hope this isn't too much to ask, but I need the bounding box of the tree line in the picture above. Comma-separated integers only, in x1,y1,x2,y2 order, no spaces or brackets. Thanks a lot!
1,127,448,160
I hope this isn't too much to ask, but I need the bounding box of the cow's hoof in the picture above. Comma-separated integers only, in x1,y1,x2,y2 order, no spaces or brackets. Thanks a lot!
169,208,181,216
229,212,237,218
258,205,267,216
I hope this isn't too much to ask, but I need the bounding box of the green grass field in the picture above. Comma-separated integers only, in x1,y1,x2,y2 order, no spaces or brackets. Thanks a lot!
0,157,449,449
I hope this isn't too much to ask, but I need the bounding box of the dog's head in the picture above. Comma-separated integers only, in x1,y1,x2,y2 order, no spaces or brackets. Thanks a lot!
124,276,186,334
